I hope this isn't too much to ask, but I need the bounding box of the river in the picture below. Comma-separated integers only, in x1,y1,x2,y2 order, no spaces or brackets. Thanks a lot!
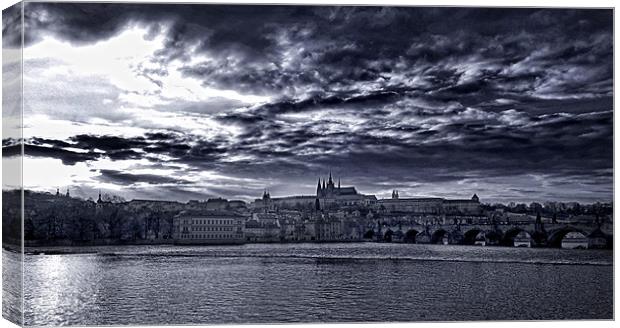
2,243,613,325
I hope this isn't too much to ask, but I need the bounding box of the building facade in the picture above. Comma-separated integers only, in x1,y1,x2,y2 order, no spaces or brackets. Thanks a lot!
173,211,246,244
377,192,481,214
315,173,377,208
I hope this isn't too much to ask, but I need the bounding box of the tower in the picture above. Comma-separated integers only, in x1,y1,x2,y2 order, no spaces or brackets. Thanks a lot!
262,189,270,200
535,212,544,232
471,194,479,202
338,178,340,189
65,188,70,198
316,178,322,197
95,190,104,214
326,171,335,192
56,188,60,197
262,189,271,213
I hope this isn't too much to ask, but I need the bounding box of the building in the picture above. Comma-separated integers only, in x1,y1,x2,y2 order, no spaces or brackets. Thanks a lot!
173,210,245,244
377,193,481,214
244,212,286,242
378,196,444,214
252,190,316,211
252,174,376,211
315,172,377,208
442,194,481,214
313,215,343,241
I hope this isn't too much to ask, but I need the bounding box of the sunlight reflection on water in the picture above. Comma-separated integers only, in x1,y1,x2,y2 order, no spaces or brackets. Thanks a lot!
9,243,613,326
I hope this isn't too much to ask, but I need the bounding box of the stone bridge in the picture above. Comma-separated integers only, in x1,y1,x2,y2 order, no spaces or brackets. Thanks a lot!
364,222,612,248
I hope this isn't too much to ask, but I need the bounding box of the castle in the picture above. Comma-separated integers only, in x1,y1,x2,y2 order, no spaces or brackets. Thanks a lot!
315,172,376,208
253,173,480,214
253,172,376,211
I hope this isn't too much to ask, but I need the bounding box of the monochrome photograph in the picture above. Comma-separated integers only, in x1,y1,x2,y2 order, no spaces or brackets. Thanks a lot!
1,1,614,326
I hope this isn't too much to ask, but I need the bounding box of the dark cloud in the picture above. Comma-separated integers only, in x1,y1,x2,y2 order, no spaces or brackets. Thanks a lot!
96,169,190,186
2,3,22,48
22,4,612,100
69,134,148,151
17,4,613,203
21,144,100,165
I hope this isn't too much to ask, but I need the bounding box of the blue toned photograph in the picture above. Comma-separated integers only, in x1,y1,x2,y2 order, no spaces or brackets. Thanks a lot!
1,1,613,326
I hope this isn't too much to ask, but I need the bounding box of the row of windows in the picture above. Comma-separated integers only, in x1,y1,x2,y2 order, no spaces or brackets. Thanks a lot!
183,219,241,225
192,226,235,232
180,233,238,239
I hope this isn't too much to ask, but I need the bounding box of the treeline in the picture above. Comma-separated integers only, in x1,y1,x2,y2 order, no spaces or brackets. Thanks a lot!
483,201,613,219
3,190,179,246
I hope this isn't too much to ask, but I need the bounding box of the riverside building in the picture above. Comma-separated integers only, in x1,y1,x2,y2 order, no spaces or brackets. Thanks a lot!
173,210,246,244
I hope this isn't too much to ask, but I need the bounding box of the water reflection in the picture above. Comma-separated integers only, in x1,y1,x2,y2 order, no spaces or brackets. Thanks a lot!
12,243,614,326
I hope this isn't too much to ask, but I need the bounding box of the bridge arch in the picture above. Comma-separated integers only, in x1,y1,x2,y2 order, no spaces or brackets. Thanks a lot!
484,229,503,246
431,229,449,244
464,228,482,245
547,226,587,248
502,227,527,246
404,229,419,243
384,229,394,242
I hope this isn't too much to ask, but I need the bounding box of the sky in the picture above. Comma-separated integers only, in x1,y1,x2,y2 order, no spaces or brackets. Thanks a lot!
1,3,614,203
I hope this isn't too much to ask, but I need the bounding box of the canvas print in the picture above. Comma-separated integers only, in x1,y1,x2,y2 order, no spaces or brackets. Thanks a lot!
1,2,614,326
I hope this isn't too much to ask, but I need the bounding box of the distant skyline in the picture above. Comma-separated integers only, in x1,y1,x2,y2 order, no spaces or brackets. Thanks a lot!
2,4,613,203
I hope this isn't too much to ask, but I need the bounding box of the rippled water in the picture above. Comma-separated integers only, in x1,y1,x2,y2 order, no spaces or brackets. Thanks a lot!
6,243,614,325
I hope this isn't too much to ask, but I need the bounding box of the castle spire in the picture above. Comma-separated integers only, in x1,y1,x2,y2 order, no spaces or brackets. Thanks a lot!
329,170,333,184
322,178,326,190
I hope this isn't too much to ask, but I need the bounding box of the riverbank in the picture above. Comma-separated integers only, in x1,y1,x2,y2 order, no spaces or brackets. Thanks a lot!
4,240,614,256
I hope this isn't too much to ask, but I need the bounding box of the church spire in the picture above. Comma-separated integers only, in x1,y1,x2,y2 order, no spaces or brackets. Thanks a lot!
338,178,340,189
317,178,322,196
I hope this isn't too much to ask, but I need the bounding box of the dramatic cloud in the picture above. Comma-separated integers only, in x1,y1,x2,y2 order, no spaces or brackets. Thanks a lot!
95,169,190,186
3,3,613,203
